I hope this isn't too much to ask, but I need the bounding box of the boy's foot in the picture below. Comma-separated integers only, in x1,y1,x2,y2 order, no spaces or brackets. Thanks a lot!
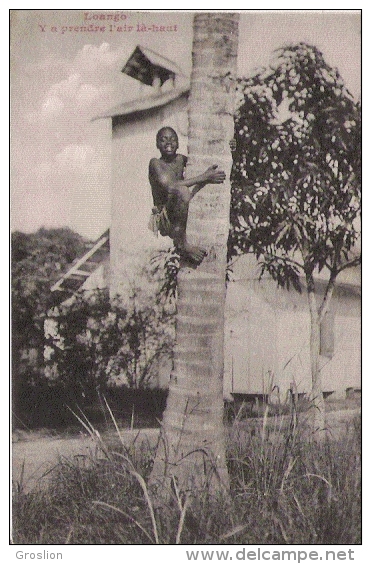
179,244,207,266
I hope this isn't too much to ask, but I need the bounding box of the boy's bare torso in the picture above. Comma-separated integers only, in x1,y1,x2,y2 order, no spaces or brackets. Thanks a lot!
148,127,226,265
149,153,187,211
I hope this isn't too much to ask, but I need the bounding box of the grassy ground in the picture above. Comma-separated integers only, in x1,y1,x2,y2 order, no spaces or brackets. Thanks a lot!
12,396,361,442
12,406,361,545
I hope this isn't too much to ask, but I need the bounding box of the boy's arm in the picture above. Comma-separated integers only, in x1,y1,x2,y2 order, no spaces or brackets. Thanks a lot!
149,159,225,201
176,164,226,195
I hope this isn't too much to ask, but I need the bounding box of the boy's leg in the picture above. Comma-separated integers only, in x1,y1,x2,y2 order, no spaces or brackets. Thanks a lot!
168,192,207,265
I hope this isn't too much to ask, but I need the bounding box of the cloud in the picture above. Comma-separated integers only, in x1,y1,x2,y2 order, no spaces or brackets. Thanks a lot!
13,142,111,239
75,83,100,106
49,73,81,99
41,95,65,118
55,144,95,170
72,42,120,84
30,143,108,182
24,44,111,122
29,74,99,123
33,162,53,178
24,42,135,136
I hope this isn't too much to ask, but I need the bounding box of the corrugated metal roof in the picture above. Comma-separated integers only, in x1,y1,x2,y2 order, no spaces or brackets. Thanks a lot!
92,85,189,121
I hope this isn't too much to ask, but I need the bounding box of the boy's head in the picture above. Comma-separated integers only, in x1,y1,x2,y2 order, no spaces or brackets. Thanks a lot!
156,127,179,157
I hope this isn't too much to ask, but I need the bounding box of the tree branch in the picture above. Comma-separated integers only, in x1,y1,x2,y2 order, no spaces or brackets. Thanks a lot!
337,255,361,273
318,270,337,323
267,254,304,271
254,243,304,271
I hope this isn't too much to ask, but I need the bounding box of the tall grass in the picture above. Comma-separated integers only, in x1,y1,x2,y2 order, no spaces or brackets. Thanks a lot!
12,406,361,545
227,407,361,544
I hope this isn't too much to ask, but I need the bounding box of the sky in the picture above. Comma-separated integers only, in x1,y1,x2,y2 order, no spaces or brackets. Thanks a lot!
10,9,361,240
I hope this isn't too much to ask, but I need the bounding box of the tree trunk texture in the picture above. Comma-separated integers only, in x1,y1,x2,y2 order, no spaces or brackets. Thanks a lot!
150,13,239,497
307,288,326,437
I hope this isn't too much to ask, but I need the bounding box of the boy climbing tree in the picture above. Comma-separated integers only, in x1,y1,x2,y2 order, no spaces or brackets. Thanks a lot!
148,126,226,265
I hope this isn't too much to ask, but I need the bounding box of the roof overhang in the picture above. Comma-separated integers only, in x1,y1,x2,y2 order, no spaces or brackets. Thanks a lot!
92,85,189,121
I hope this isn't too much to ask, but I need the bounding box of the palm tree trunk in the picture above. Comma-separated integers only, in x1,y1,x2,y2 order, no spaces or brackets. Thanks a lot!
150,13,239,496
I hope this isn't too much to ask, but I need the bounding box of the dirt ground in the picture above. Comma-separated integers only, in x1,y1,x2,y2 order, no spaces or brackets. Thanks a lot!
12,428,160,493
12,402,360,494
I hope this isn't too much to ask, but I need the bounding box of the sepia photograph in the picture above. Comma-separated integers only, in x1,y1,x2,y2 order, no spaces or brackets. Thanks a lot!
10,9,361,551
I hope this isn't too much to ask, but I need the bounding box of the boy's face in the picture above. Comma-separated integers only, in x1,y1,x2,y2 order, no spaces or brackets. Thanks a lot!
157,128,179,157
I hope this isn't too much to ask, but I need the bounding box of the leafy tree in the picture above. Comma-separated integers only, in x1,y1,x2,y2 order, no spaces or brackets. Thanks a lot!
122,290,174,388
149,246,180,304
46,288,174,400
12,228,87,339
11,227,88,395
229,43,361,434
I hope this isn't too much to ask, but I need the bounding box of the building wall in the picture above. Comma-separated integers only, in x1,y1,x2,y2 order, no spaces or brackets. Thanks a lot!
223,274,361,399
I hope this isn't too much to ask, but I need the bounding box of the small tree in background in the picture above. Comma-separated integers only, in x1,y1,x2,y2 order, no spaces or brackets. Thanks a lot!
46,288,174,400
229,43,361,435
12,228,87,355
149,247,180,305
11,228,88,423
46,290,122,402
